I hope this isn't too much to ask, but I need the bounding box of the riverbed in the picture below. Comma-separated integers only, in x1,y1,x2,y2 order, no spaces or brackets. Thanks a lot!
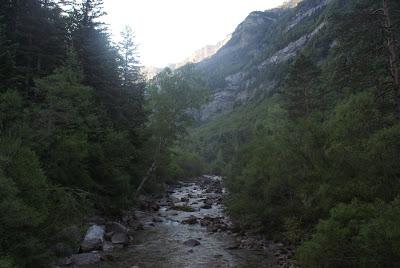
85,176,280,268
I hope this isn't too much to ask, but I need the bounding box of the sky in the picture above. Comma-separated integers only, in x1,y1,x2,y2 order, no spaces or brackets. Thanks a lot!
103,0,286,68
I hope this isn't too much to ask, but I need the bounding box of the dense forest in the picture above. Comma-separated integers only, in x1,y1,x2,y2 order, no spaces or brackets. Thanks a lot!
0,0,206,266
1,0,400,267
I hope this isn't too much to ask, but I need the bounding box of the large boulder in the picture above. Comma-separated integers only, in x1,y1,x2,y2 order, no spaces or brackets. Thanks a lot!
105,222,130,245
80,225,105,252
71,252,101,265
111,233,129,245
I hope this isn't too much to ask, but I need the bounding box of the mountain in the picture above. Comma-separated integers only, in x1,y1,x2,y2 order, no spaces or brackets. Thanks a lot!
194,0,332,120
169,34,232,70
144,66,163,80
144,35,231,80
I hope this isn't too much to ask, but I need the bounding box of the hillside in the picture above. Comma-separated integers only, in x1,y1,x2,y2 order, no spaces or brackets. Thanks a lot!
196,0,332,120
180,0,400,266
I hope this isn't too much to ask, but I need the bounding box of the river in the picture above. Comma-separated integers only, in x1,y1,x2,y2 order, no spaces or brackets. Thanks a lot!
85,176,281,268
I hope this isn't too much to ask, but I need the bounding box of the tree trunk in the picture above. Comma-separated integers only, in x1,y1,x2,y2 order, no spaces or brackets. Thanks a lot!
135,137,163,195
135,161,156,196
383,0,400,120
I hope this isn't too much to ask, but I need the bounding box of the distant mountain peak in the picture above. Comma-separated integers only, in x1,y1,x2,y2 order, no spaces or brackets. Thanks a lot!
168,35,232,70
144,35,232,80
280,0,303,9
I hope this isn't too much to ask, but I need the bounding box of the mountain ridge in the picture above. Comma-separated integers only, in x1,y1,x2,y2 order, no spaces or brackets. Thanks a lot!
144,34,232,79
193,0,332,120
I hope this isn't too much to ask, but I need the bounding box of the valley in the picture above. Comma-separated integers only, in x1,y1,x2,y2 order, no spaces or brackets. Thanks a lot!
1,0,399,267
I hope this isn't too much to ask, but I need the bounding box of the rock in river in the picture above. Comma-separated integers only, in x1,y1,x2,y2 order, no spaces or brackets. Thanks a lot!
181,215,198,225
106,221,128,234
111,233,129,244
80,225,105,252
183,239,201,247
102,241,114,252
201,204,212,209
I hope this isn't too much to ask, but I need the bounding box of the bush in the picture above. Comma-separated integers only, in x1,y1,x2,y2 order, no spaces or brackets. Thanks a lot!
297,199,400,268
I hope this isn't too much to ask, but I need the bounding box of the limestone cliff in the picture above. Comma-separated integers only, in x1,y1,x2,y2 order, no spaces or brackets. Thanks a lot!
194,0,333,120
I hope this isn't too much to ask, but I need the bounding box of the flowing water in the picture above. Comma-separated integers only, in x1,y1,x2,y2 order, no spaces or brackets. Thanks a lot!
86,176,279,268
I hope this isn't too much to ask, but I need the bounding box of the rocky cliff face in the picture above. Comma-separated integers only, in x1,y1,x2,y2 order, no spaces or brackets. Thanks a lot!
144,35,231,80
144,66,163,80
170,35,232,70
195,0,333,121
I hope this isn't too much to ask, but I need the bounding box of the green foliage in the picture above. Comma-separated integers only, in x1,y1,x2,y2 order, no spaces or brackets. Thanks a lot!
0,257,14,268
0,139,85,267
0,90,23,130
297,199,400,268
167,146,208,180
146,65,209,183
0,0,399,266
0,0,147,265
148,66,208,143
281,54,323,119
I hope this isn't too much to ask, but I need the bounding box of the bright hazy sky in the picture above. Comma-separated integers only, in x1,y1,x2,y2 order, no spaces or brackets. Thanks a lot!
103,0,286,67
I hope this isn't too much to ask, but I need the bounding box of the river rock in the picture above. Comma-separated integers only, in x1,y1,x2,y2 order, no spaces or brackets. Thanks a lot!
71,252,101,265
105,231,114,241
152,217,163,223
201,204,212,209
80,225,105,252
172,205,196,212
182,215,198,225
204,198,214,206
183,239,201,247
111,233,129,244
102,241,114,252
107,222,128,234
226,241,241,250
57,256,72,266
138,195,160,211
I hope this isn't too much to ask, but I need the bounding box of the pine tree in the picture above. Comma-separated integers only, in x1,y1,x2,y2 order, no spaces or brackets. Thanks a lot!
69,0,124,123
118,26,146,131
119,26,141,86
0,0,67,94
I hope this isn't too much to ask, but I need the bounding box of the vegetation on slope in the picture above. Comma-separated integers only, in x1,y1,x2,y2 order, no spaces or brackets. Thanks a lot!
183,0,400,266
